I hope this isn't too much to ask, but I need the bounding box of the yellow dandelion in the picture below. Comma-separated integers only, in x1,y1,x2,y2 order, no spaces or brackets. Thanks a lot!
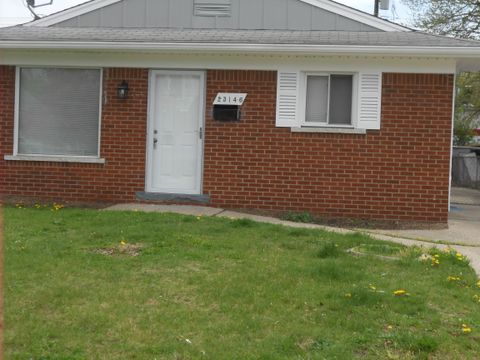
369,284,377,291
120,240,126,246
394,289,408,296
52,203,64,211
462,324,472,333
387,325,393,330
447,276,461,282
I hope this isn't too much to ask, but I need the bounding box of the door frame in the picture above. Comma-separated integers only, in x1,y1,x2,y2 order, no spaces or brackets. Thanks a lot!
145,69,206,194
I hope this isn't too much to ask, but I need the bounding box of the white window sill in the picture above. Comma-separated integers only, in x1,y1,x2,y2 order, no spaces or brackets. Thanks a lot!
4,155,106,164
291,127,367,134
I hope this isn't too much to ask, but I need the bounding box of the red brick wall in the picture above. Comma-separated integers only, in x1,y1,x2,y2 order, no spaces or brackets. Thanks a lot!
0,67,148,202
0,66,15,196
0,66,454,223
203,70,453,223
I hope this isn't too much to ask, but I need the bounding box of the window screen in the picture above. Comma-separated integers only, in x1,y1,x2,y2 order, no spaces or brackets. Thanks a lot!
305,75,328,123
329,75,353,125
18,68,101,156
305,74,353,126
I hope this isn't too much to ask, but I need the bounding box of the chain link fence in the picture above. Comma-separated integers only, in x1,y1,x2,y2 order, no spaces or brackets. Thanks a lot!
452,147,480,189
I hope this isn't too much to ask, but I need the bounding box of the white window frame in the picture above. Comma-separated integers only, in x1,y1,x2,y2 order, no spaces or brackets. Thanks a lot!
9,66,104,163
300,71,358,129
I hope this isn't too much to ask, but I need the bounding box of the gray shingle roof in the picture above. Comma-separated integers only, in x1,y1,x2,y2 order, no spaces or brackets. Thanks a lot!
1,27,480,48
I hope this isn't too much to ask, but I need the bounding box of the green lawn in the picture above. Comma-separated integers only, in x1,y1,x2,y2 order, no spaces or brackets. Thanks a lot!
4,206,480,359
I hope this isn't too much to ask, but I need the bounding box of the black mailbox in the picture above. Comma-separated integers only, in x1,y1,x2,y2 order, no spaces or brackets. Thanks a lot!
213,93,247,122
213,105,241,122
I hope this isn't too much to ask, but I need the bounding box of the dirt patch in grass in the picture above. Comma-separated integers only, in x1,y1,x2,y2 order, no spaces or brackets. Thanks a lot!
347,243,404,261
296,337,316,351
92,243,144,257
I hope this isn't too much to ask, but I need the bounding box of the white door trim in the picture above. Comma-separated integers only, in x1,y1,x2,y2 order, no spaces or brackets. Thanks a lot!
145,69,206,194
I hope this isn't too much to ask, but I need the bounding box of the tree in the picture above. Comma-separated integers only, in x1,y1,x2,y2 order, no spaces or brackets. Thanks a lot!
401,0,480,39
402,0,480,145
454,72,480,145
454,115,476,145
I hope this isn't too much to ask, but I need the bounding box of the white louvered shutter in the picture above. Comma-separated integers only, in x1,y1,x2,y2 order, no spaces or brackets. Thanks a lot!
357,72,382,130
276,71,299,127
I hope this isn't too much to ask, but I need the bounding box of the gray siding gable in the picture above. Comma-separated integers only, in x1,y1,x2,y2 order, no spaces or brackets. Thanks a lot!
54,0,381,31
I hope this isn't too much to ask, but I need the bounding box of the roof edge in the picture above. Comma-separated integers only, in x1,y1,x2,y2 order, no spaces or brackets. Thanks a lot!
0,41,478,57
24,0,410,32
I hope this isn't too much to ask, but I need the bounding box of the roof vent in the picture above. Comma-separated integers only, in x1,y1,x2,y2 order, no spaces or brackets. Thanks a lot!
194,0,231,17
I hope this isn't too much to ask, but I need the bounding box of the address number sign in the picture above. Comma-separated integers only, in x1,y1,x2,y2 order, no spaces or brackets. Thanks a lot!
213,93,248,106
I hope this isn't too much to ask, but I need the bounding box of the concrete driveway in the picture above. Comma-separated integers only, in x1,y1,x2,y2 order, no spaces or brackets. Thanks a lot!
369,187,480,247
450,187,480,207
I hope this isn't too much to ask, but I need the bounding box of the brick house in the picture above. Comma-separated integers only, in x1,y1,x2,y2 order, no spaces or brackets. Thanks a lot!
1,0,480,226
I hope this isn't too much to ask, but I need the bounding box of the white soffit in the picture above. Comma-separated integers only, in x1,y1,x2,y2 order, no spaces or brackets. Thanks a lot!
25,0,409,32
24,0,122,27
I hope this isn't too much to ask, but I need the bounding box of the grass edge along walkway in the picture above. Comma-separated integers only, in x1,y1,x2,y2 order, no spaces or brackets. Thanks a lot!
106,204,480,276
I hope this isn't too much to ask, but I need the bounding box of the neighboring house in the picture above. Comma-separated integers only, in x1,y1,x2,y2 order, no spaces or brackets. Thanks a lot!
1,0,480,226
462,110,480,144
475,119,480,144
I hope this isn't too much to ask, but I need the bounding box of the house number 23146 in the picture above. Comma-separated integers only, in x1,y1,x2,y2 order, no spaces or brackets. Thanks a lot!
213,93,248,106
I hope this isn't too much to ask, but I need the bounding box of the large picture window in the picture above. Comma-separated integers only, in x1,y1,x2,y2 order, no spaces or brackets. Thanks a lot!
304,73,353,126
16,67,102,157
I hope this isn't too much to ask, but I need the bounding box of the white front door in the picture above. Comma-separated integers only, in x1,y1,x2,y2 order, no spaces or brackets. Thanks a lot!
147,70,205,194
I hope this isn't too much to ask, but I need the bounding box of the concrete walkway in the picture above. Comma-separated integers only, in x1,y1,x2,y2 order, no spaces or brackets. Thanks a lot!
106,203,480,276
365,188,480,247
366,205,480,247
107,203,224,216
